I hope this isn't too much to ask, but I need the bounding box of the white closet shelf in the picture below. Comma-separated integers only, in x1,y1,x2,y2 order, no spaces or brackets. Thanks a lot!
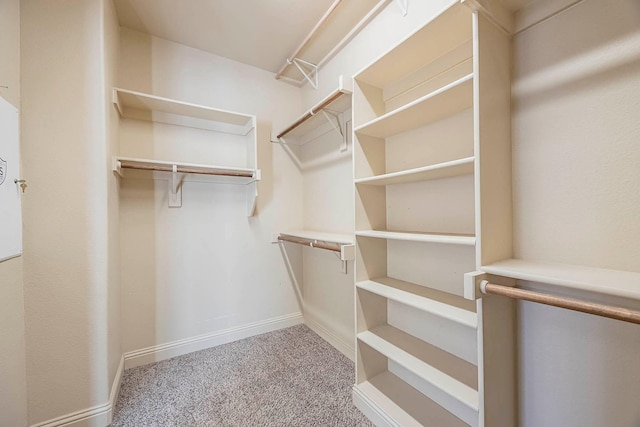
355,2,472,88
354,74,473,138
358,325,479,425
113,157,260,184
279,230,353,245
482,259,640,301
113,88,255,136
355,157,474,186
356,230,476,246
276,230,355,263
354,372,432,427
357,277,477,328
276,0,388,84
274,77,352,142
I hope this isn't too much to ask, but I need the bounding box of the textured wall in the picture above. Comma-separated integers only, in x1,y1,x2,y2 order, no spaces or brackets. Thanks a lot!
0,0,28,425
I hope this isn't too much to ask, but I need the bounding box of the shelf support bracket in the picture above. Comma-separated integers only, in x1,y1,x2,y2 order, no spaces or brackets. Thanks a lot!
321,109,348,152
394,0,408,16
464,271,488,300
168,164,182,208
289,58,318,89
112,158,123,178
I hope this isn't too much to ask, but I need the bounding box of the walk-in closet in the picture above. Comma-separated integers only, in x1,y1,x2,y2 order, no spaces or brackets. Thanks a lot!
1,0,639,426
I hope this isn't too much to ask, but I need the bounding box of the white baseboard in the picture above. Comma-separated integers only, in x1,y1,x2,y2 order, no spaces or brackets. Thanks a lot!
123,312,304,369
352,385,397,427
31,356,124,427
303,314,355,362
30,313,303,427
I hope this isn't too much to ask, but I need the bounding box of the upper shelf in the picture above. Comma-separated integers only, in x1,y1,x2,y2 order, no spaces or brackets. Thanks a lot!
355,2,472,88
113,88,255,136
113,157,260,184
276,0,388,85
274,76,353,143
356,230,476,246
482,259,640,301
354,74,473,138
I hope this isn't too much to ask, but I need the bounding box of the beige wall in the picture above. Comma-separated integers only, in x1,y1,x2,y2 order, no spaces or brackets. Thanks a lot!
118,29,305,355
21,0,118,423
513,1,640,425
0,0,28,426
104,0,123,391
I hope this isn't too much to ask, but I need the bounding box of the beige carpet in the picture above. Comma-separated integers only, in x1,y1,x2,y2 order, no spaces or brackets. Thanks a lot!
111,324,373,426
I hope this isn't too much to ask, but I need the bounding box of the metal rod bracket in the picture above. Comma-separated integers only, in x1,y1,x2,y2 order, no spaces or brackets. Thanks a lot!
290,58,318,89
394,0,408,16
168,164,182,208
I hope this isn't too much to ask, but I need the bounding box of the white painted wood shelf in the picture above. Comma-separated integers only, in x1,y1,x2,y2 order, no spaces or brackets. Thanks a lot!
113,88,255,135
277,0,388,84
353,1,515,425
112,157,259,184
355,157,474,186
356,230,476,246
358,325,479,426
279,229,353,245
482,259,640,301
357,277,477,328
354,74,473,138
113,88,260,215
276,230,355,263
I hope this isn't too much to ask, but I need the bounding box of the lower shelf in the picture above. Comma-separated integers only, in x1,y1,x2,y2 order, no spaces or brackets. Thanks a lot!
358,325,478,426
354,371,470,427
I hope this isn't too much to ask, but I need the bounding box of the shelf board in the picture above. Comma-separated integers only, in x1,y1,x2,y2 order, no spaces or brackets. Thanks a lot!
278,0,386,83
356,230,476,246
355,157,474,186
482,259,640,301
358,325,479,425
114,157,259,184
357,277,477,328
275,82,352,141
355,2,472,88
113,88,255,135
279,229,353,245
355,74,473,138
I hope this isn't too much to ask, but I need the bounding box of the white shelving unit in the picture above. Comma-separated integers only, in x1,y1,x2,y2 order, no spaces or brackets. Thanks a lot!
353,1,515,426
112,88,260,215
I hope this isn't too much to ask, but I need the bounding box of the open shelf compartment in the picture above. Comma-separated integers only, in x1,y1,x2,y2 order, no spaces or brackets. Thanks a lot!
113,88,255,135
357,325,479,427
357,277,477,328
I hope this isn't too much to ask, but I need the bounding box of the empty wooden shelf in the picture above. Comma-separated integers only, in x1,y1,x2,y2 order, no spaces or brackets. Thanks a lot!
355,157,474,186
482,258,640,301
356,230,476,246
113,88,260,215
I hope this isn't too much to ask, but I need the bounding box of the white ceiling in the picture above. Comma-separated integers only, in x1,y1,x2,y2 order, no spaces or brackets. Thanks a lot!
114,0,537,75
113,0,335,73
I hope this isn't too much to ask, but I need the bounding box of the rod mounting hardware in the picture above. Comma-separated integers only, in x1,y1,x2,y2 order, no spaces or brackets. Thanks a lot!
321,109,348,152
289,58,318,89
168,164,182,208
394,0,408,16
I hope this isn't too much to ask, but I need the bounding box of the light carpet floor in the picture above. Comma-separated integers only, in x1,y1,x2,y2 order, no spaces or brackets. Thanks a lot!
111,324,373,426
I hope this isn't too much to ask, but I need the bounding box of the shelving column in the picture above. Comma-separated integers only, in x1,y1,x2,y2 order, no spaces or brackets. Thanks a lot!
352,1,515,426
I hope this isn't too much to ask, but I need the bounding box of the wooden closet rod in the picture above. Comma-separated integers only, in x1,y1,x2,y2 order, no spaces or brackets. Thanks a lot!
481,281,640,325
119,160,254,178
276,89,345,139
278,235,341,252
